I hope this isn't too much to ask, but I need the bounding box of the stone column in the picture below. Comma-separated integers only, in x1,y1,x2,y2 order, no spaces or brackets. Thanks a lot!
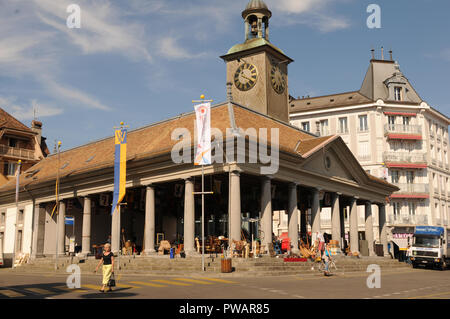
311,188,321,235
339,203,346,249
244,19,249,40
184,178,195,255
257,17,263,38
287,183,299,254
81,196,92,256
57,200,66,256
260,176,272,251
230,171,242,243
31,204,46,259
331,193,341,244
111,201,121,254
349,198,359,254
144,185,156,255
365,201,375,256
378,204,389,256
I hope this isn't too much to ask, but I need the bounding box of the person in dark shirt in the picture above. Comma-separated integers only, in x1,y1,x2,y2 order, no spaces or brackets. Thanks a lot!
94,243,115,292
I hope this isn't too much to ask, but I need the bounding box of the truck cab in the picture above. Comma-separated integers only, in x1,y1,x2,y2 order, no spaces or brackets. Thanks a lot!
411,226,449,270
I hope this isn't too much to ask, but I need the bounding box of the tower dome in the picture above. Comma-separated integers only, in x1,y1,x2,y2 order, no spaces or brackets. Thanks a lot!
242,0,272,19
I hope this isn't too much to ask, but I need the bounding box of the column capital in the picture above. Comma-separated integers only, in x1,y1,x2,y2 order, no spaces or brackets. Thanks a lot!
146,184,155,189
260,174,273,181
288,182,298,189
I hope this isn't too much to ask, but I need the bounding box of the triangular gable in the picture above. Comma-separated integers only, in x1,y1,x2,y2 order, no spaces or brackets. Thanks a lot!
300,136,369,185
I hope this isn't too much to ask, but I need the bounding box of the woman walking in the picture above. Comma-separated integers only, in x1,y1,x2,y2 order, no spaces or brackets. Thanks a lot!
94,243,115,292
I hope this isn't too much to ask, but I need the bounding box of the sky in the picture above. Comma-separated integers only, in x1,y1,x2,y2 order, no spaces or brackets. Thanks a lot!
0,0,449,151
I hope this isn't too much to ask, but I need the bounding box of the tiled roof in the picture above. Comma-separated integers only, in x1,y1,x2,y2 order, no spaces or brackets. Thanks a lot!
0,103,333,192
0,108,34,133
289,91,372,113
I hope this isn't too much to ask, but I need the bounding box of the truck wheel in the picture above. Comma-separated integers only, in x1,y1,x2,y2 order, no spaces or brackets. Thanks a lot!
412,263,417,269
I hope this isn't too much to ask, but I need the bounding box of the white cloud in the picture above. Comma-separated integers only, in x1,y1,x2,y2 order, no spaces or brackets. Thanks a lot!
267,0,351,32
34,0,153,62
158,37,207,60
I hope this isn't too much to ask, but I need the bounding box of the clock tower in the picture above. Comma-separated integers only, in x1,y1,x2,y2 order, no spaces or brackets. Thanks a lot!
221,0,294,123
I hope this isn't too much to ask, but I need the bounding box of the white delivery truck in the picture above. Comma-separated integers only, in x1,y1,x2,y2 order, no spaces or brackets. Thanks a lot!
411,226,450,270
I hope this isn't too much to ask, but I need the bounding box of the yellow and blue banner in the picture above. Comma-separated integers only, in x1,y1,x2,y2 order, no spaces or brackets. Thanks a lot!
111,128,127,215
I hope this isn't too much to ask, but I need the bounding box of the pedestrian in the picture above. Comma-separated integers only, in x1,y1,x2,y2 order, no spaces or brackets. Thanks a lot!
94,243,115,292
406,245,412,265
322,243,331,276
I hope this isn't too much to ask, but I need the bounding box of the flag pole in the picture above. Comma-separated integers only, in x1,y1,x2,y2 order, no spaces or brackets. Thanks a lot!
12,160,22,268
54,141,61,271
192,95,214,272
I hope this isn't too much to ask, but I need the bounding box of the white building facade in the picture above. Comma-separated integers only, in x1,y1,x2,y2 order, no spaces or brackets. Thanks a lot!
289,55,450,251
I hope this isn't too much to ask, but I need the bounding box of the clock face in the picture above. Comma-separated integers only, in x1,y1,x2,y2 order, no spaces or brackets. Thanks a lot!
234,63,258,91
271,65,286,94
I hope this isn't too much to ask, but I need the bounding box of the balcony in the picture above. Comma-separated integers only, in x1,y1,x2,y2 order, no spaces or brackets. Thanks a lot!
383,152,427,169
358,154,371,162
0,145,35,160
388,214,428,225
384,124,422,140
391,183,429,199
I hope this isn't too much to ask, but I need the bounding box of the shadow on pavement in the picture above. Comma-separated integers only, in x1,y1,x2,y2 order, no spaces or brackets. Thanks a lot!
80,287,136,299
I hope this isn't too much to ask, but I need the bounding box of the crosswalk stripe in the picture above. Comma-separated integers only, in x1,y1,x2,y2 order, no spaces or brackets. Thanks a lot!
151,279,192,286
115,283,142,289
82,284,101,290
0,290,25,298
129,281,167,288
55,286,88,293
26,288,54,295
197,277,237,284
173,278,213,285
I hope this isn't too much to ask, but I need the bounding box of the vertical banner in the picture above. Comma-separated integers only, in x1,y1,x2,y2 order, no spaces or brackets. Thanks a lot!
15,161,21,206
194,103,211,165
111,128,127,215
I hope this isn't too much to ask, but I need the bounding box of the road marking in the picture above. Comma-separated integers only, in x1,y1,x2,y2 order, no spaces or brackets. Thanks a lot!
0,290,25,298
173,278,213,285
197,278,237,284
129,281,167,288
151,280,192,286
115,283,142,289
408,291,450,299
82,284,101,290
25,288,54,295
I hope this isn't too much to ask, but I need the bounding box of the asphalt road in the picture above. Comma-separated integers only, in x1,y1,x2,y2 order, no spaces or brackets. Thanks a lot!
0,267,449,299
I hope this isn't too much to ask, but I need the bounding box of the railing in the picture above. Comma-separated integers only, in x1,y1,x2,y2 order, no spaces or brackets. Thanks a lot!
388,215,428,225
383,152,426,164
357,127,369,133
358,154,371,162
393,183,429,194
384,124,422,135
0,145,35,160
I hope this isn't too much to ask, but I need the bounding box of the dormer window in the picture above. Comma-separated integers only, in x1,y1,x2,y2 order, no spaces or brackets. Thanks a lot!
394,87,402,101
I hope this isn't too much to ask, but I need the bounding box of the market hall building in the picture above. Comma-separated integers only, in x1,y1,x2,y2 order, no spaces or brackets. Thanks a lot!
0,0,398,265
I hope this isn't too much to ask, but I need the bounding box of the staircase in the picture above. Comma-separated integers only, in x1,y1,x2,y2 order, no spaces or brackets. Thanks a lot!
7,255,411,277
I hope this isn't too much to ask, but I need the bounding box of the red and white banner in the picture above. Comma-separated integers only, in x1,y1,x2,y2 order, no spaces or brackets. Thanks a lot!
194,103,211,165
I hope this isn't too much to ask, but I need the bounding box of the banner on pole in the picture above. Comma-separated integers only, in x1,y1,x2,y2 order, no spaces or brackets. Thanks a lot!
194,103,211,166
111,128,127,215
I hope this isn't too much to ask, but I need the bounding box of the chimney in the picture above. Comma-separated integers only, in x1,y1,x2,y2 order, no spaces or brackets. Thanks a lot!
31,120,43,145
371,48,375,59
381,46,384,60
389,50,393,61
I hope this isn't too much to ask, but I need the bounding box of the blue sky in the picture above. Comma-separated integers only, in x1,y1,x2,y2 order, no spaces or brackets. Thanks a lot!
0,0,449,151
